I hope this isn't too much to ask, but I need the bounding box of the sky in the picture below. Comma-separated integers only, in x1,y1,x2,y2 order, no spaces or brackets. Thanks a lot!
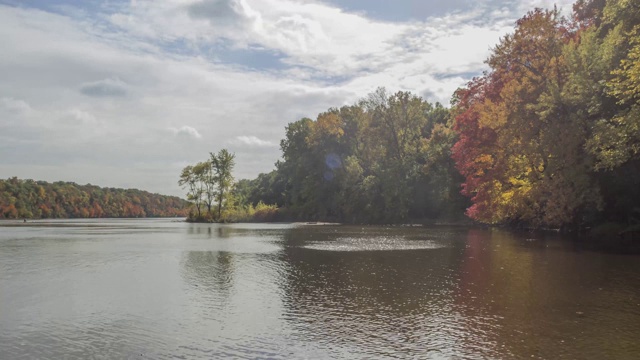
0,0,575,197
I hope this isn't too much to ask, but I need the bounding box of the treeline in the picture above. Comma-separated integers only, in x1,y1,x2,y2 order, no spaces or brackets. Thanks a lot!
0,177,189,219
232,0,639,229
234,90,468,224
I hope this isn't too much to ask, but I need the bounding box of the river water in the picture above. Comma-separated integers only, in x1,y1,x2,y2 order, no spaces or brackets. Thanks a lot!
1,219,639,359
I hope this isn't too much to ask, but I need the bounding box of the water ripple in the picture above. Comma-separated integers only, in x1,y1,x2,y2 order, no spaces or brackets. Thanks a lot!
303,236,443,251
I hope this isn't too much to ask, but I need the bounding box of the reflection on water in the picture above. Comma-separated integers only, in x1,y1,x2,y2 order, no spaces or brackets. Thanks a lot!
1,220,640,359
280,226,469,358
455,229,640,359
182,251,236,308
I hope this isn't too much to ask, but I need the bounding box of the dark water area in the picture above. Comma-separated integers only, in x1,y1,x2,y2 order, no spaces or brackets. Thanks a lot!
1,219,639,359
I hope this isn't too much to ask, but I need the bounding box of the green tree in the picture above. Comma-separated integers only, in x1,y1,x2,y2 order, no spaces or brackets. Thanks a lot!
179,165,203,218
191,161,215,216
211,149,236,220
254,88,465,224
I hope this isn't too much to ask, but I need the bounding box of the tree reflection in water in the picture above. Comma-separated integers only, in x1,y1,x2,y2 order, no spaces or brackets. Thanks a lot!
277,225,473,358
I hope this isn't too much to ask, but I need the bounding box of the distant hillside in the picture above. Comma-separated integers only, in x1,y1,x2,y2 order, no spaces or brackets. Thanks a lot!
0,177,189,219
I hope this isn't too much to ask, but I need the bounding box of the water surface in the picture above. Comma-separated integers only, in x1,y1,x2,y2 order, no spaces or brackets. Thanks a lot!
1,219,639,359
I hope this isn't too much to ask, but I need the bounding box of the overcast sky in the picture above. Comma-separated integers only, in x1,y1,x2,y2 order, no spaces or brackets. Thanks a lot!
0,0,574,197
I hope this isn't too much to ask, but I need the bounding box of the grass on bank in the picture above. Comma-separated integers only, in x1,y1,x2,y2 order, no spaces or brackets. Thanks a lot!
187,202,281,223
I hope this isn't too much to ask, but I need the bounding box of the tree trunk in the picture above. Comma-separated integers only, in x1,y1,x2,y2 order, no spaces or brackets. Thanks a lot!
217,190,223,220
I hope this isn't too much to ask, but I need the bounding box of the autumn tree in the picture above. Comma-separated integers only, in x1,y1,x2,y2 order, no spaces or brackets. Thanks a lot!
452,8,604,227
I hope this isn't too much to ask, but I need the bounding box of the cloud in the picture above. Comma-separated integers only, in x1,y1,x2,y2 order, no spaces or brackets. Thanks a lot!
231,135,276,147
102,0,520,106
108,0,410,75
0,97,32,114
169,126,203,139
187,0,248,25
80,78,128,97
62,108,99,125
0,97,39,143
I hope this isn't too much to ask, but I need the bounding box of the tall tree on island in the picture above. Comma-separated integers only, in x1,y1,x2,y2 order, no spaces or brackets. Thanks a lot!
178,165,203,218
211,149,236,220
193,161,216,216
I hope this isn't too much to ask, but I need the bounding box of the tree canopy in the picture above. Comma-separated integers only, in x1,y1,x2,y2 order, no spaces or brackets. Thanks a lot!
227,89,467,224
179,149,238,222
451,0,640,228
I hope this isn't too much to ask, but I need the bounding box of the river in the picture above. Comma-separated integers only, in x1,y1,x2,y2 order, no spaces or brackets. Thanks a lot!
1,219,639,359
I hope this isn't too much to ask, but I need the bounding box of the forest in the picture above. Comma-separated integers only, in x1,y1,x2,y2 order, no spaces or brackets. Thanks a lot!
0,177,189,219
233,91,468,224
192,0,639,232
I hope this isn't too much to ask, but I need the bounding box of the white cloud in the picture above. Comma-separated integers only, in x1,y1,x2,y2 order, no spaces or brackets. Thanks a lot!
0,97,33,114
231,135,276,147
102,0,520,105
67,109,98,124
515,0,576,16
80,78,128,97
109,0,410,76
169,125,203,139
